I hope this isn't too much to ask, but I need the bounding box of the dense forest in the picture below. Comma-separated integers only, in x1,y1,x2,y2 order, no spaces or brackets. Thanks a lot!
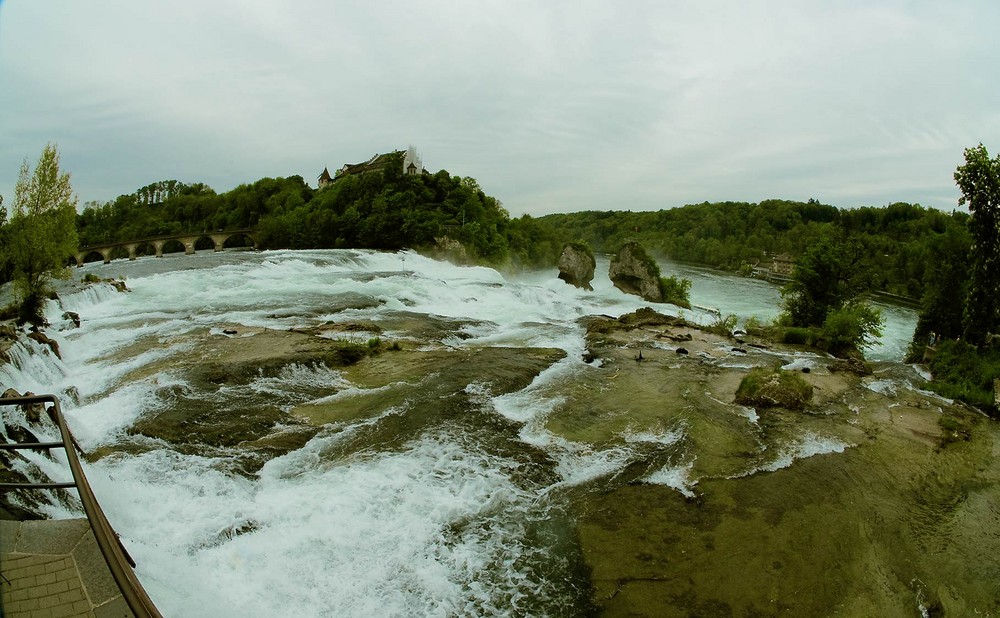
537,200,970,300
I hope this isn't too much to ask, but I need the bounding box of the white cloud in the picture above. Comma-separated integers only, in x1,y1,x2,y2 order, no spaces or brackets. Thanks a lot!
1,0,998,215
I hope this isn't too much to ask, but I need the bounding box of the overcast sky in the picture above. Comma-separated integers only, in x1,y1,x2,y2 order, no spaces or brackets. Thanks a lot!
2,1,998,216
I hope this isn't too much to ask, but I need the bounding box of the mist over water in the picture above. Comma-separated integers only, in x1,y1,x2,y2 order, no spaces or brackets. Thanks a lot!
3,249,917,616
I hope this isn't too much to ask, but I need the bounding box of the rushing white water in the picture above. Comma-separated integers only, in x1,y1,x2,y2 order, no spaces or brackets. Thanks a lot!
0,249,919,616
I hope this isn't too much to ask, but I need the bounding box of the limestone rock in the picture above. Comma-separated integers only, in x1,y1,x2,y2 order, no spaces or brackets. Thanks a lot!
829,356,872,376
431,236,470,264
27,330,61,359
557,243,596,291
609,241,663,303
62,311,81,329
1,388,44,423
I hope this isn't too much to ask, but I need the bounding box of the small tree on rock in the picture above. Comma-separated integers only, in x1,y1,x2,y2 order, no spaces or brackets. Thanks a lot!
5,144,79,326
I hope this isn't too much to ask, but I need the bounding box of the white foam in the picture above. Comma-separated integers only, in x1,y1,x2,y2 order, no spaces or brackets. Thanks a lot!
910,364,933,381
865,379,898,396
644,460,698,498
781,357,817,372
736,432,851,478
623,426,685,447
90,430,571,617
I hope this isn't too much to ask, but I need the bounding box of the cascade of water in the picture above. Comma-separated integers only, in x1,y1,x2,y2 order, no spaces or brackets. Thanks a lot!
1,249,923,616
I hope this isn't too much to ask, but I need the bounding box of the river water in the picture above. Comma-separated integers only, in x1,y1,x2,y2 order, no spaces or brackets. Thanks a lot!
1,249,917,616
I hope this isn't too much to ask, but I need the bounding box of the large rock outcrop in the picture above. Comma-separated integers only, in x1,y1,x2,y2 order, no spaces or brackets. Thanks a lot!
609,241,663,302
557,243,596,291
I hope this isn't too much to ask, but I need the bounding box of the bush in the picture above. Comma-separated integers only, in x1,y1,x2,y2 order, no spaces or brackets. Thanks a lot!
820,303,883,357
658,275,692,309
735,366,814,410
82,273,101,283
332,341,368,365
743,316,777,339
780,327,817,346
707,314,739,337
927,340,1000,412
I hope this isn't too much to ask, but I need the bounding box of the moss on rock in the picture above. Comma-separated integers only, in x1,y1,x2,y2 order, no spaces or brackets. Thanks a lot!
735,367,814,410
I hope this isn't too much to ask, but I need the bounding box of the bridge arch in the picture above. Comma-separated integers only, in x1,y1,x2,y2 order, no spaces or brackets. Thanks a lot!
132,241,157,258
160,239,186,256
76,229,257,265
221,232,256,250
193,236,216,251
78,250,107,265
108,246,130,262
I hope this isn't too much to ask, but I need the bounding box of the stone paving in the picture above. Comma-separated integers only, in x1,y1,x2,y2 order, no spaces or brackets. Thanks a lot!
1,519,134,618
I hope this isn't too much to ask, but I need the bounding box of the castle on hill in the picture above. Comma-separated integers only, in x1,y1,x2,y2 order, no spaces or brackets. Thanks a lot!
318,147,424,188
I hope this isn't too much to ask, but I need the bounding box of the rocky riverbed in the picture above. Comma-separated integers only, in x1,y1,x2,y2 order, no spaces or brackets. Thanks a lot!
3,295,999,615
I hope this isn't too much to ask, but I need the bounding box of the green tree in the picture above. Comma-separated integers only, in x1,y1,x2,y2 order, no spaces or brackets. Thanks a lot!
780,232,882,355
908,224,971,358
955,143,1000,345
781,233,871,328
0,195,11,285
6,144,79,326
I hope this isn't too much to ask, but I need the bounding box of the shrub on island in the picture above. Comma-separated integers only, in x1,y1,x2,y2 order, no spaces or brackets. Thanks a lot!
735,366,813,410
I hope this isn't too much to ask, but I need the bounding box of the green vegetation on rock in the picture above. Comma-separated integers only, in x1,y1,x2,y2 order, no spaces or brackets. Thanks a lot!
777,232,883,358
658,274,692,308
735,366,814,410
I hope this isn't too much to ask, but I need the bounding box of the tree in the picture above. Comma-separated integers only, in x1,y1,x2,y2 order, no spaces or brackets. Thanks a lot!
908,224,971,357
0,195,11,285
955,143,1000,345
781,233,872,328
6,144,79,326
780,232,883,356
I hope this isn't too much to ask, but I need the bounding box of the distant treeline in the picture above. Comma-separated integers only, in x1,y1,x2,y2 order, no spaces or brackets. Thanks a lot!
536,200,970,300
77,162,970,300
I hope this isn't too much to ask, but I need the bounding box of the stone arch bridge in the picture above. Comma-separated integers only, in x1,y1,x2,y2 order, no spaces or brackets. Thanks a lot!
76,229,257,265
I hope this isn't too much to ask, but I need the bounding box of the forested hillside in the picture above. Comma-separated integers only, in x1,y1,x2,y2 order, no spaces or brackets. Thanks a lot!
76,152,559,267
76,158,971,302
537,200,970,299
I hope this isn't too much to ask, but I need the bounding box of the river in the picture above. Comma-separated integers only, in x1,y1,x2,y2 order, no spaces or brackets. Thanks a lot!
1,249,919,616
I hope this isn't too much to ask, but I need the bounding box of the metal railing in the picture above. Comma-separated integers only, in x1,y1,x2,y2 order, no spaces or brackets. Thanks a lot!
0,394,162,618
